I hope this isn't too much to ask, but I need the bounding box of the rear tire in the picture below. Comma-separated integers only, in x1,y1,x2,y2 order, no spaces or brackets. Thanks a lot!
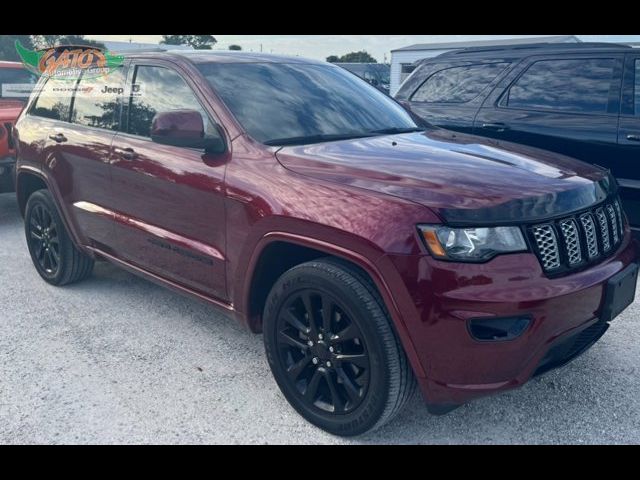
263,258,416,436
25,189,94,286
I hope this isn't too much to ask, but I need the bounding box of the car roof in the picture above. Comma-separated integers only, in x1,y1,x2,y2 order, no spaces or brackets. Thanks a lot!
433,42,633,61
0,60,24,69
120,50,327,66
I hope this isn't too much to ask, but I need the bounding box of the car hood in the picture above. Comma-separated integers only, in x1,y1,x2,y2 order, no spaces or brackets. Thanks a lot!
275,129,616,225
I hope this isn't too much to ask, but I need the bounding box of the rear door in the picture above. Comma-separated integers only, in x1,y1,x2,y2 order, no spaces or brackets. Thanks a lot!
15,73,120,248
617,53,640,231
401,61,511,134
55,67,125,249
473,54,623,170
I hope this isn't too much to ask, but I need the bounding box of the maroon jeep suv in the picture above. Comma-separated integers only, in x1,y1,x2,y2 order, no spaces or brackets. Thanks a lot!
13,51,638,436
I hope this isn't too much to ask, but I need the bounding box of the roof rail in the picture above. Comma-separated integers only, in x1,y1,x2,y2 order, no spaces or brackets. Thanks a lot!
441,41,632,56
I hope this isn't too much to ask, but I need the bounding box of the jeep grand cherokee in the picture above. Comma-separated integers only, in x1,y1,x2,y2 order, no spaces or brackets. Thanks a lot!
13,51,638,436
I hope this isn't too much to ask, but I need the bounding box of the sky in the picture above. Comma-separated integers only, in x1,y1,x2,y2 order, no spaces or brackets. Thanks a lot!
87,35,640,62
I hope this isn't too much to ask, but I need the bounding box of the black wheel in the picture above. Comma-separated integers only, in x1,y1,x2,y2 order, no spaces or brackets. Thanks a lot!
25,189,94,286
263,258,416,436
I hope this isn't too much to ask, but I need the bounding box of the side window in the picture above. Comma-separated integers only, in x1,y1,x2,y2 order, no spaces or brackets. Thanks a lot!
635,59,640,115
28,77,73,121
400,63,416,84
411,63,509,103
505,58,616,114
127,65,212,138
70,67,125,130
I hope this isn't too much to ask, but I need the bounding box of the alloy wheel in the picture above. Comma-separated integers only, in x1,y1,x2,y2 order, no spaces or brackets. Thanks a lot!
275,289,371,414
28,203,60,276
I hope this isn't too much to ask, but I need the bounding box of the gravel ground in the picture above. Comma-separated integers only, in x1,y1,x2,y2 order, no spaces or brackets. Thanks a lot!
0,191,639,444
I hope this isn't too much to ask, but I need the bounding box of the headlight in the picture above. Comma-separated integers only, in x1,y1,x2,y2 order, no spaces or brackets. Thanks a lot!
417,225,527,261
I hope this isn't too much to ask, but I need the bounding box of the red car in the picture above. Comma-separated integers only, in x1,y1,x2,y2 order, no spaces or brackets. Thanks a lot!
0,61,37,193
13,51,638,436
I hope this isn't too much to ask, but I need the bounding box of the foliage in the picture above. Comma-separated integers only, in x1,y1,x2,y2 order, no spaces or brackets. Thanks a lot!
160,35,217,50
31,35,106,50
0,36,34,61
326,51,377,63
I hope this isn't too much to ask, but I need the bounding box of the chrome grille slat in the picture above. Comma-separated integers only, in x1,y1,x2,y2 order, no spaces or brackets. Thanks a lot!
559,219,582,265
595,207,611,252
606,204,619,245
532,225,561,270
614,200,624,239
529,197,624,274
579,213,598,259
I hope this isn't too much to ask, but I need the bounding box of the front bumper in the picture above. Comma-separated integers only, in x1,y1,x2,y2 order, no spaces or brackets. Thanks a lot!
381,232,638,408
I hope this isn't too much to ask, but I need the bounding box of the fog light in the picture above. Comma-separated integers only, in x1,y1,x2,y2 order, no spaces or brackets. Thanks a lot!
468,316,531,341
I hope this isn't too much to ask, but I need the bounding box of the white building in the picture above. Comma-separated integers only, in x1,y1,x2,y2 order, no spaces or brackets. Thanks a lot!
389,35,580,96
101,40,194,54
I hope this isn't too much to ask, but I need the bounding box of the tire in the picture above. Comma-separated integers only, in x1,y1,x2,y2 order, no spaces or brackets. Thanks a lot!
25,189,94,286
263,258,416,436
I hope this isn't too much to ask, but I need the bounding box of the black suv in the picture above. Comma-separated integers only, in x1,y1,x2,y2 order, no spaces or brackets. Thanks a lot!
395,42,640,233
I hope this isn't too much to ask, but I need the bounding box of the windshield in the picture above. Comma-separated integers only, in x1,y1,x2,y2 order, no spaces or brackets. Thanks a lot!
197,62,419,146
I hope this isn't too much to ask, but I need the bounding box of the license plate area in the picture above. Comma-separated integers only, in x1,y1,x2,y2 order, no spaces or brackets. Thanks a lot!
600,263,638,323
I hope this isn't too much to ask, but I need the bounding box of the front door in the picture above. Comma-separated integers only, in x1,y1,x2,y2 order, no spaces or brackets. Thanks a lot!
108,62,228,300
616,53,640,232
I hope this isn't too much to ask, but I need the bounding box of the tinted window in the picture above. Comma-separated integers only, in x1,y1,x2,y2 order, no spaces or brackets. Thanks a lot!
400,63,416,83
70,67,125,130
506,58,616,113
29,77,73,121
635,59,640,115
127,65,211,138
411,63,509,103
197,62,417,144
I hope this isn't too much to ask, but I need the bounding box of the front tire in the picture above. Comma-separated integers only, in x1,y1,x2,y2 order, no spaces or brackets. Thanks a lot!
263,258,416,436
25,189,94,286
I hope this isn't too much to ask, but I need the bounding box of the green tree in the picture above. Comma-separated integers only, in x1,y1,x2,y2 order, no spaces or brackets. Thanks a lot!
0,35,34,61
160,35,217,50
340,51,377,63
326,51,377,63
31,35,106,50
228,44,242,51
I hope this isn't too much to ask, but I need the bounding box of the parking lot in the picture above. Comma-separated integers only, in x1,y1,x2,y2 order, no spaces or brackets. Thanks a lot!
1,191,639,444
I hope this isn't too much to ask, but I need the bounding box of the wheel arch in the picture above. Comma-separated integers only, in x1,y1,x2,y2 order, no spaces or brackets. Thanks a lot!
241,231,426,378
16,167,88,255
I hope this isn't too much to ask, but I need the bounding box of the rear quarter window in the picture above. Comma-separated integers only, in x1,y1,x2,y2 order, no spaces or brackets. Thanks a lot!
28,77,73,121
504,58,617,114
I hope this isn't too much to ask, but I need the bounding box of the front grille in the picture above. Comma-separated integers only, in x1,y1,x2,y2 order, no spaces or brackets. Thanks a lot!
529,197,626,276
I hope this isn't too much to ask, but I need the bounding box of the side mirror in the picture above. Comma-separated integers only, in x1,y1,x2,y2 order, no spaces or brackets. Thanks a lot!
151,109,225,153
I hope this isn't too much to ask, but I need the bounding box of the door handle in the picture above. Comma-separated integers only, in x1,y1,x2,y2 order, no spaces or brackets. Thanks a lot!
482,123,510,132
48,133,67,143
115,147,137,160
626,134,640,142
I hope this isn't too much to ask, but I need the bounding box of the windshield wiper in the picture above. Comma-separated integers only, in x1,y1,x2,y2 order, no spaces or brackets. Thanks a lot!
367,127,426,135
264,132,378,146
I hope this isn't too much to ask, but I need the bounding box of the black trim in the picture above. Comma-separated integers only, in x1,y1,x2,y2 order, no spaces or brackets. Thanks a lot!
533,321,609,377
